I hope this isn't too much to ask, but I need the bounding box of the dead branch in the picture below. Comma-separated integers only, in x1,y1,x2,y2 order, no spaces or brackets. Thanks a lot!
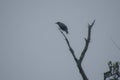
111,39,120,51
79,20,95,63
58,20,95,80
59,29,78,63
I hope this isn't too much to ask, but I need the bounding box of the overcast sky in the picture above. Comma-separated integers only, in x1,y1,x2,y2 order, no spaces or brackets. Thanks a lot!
0,0,120,80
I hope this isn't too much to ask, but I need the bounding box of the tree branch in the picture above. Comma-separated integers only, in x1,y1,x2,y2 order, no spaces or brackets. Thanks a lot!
79,20,95,64
59,29,78,63
111,39,120,51
58,20,95,80
77,20,95,80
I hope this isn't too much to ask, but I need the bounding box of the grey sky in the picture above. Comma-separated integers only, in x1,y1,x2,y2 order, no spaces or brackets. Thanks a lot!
0,0,120,80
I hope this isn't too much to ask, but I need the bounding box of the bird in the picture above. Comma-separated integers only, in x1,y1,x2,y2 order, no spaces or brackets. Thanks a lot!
56,22,69,34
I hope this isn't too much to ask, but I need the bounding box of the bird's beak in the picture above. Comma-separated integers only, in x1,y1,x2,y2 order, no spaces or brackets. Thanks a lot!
55,22,58,24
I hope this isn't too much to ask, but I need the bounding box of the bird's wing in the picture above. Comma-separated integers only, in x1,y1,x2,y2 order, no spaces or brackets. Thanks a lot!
61,23,68,30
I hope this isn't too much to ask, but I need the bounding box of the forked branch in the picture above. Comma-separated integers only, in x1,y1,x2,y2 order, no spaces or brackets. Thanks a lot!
58,20,95,80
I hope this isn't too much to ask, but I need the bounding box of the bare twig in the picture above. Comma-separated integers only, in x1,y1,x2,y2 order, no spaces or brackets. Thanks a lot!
111,39,120,51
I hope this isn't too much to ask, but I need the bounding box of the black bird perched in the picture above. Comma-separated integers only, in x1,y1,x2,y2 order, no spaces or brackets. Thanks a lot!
56,22,69,34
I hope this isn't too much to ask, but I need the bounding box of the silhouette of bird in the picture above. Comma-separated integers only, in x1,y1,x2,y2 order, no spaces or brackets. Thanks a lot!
56,22,68,34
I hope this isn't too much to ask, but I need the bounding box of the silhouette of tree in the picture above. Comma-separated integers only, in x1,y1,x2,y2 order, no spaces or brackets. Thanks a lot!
104,61,120,80
56,20,95,80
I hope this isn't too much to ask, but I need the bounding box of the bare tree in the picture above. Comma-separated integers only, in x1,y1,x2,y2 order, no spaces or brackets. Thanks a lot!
56,20,95,80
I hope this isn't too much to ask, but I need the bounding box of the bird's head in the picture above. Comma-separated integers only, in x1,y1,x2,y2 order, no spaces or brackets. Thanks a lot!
55,22,60,25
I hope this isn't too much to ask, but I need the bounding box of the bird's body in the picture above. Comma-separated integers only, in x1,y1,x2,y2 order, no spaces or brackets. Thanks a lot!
56,22,68,34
